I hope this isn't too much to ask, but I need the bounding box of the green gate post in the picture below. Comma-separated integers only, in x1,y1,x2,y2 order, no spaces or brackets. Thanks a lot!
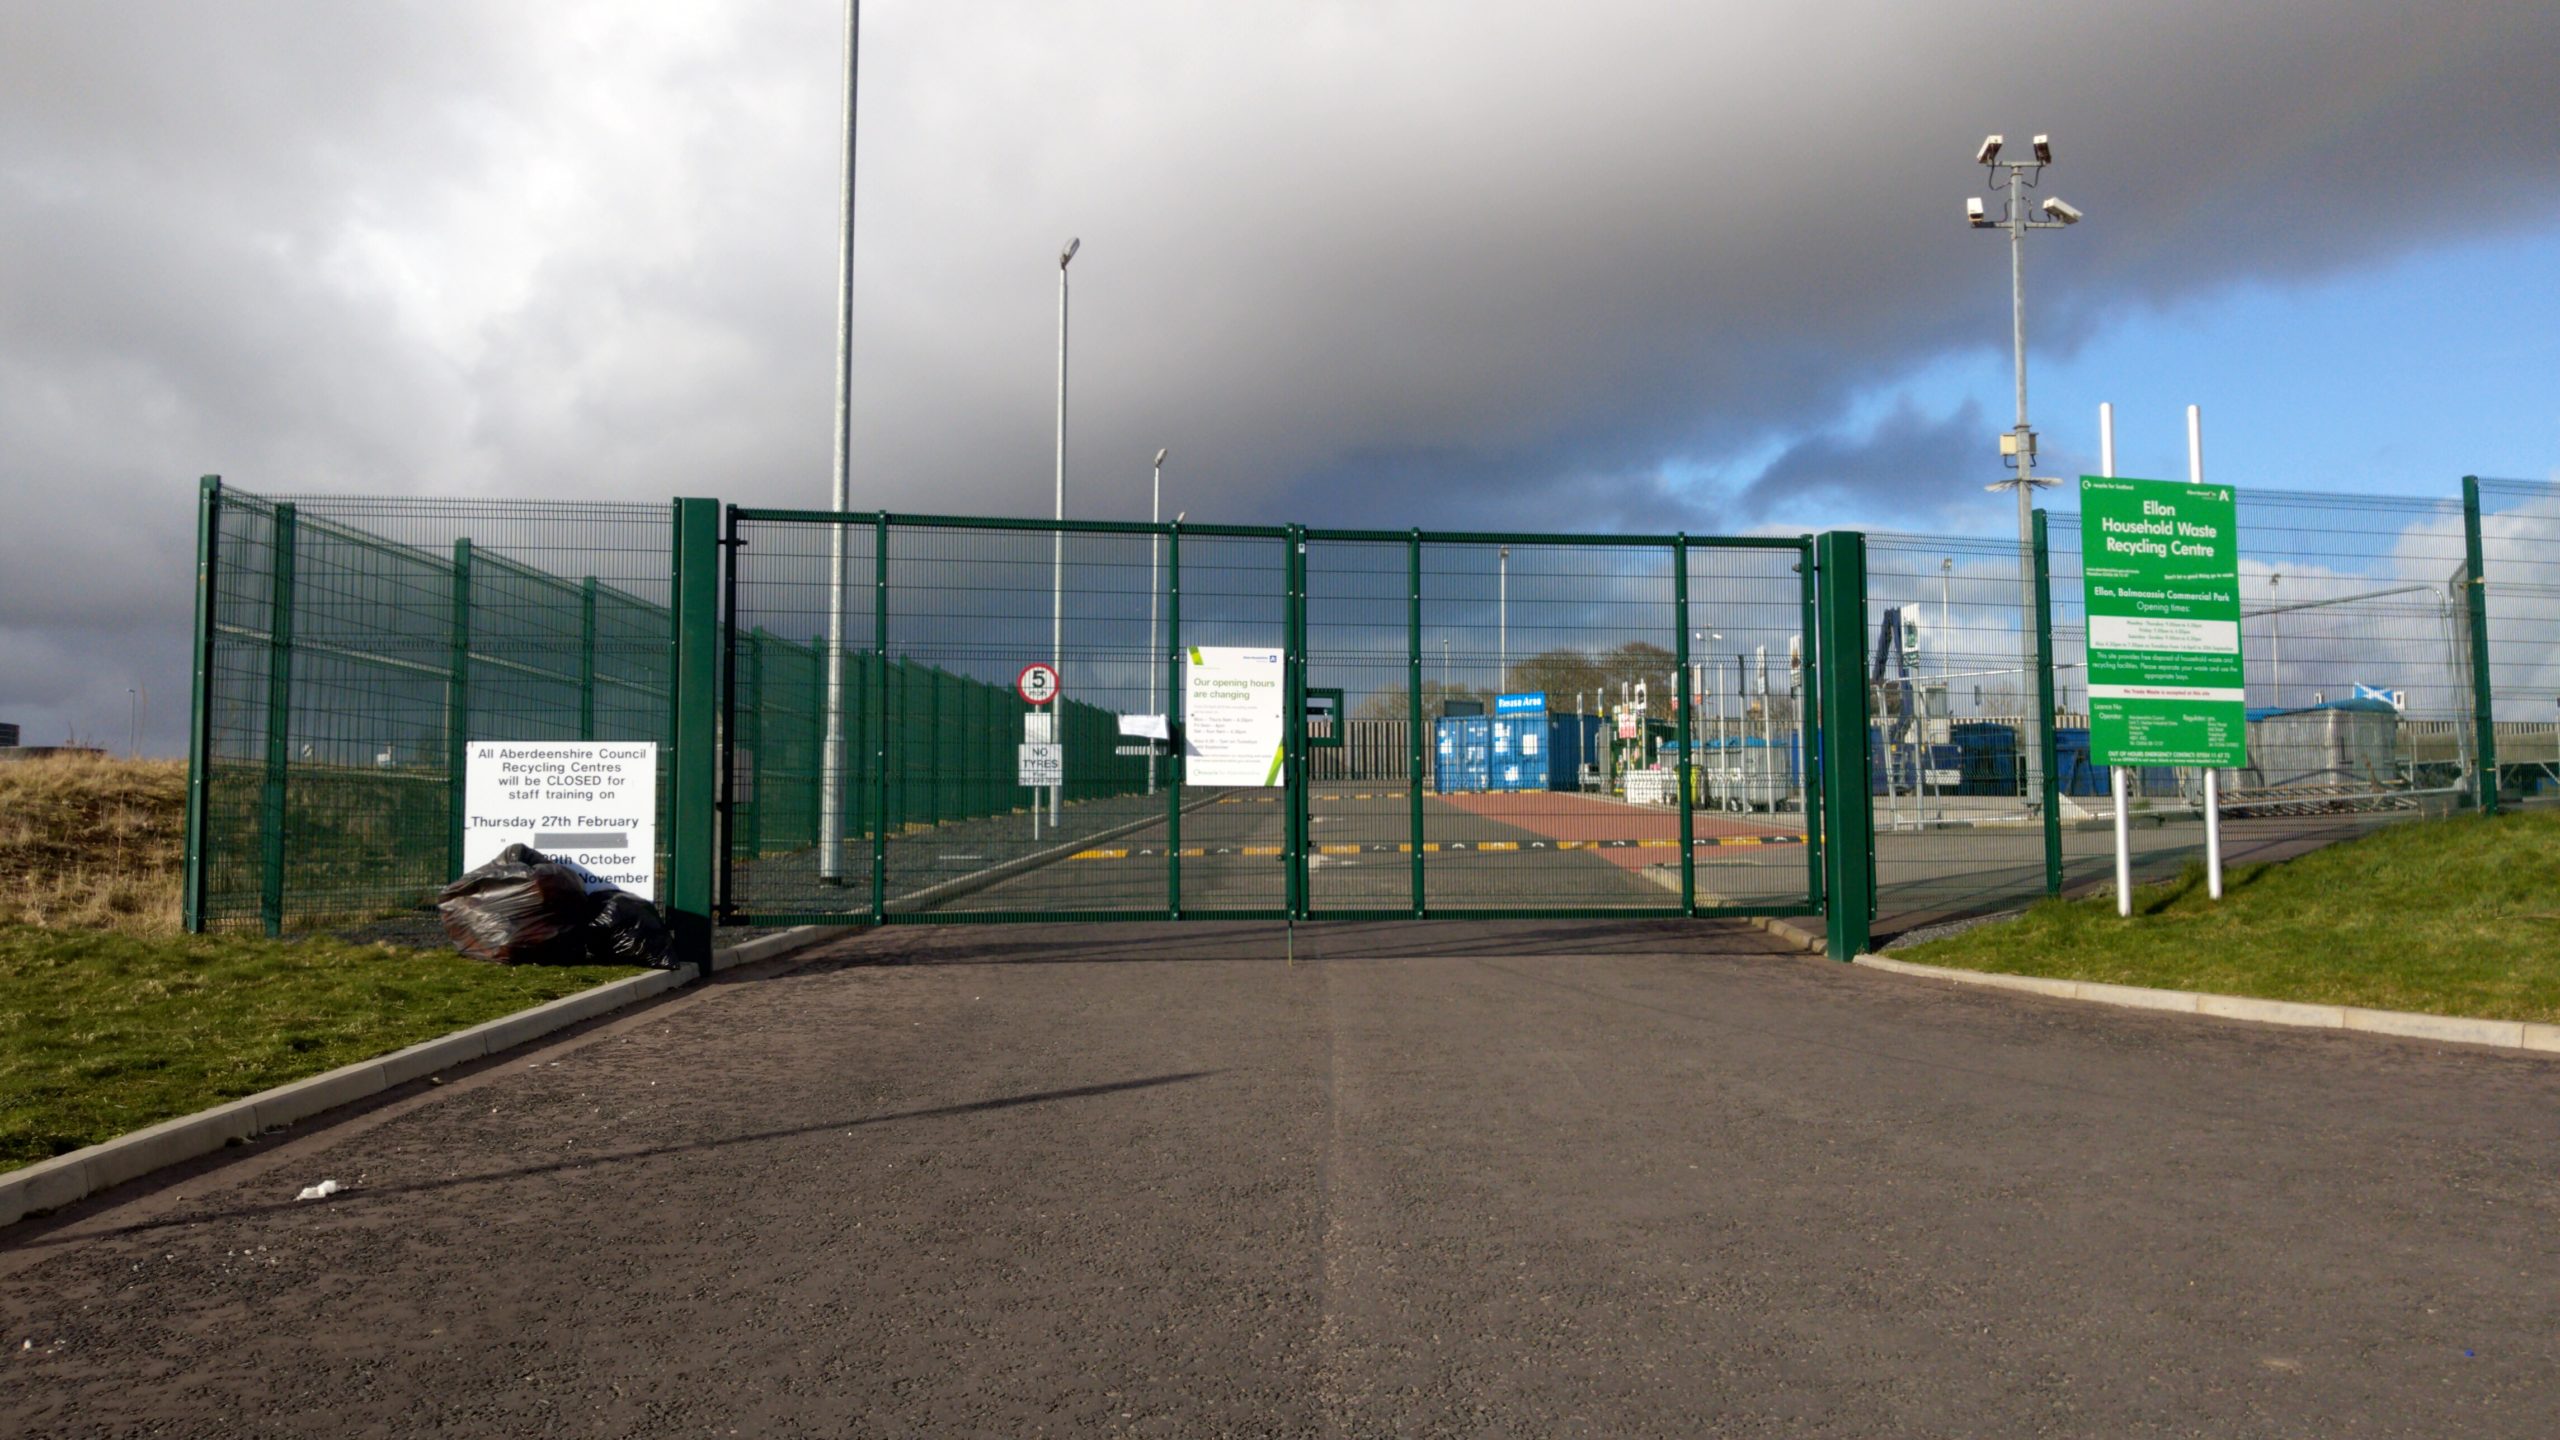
182,476,223,934
1285,526,1307,919
1814,531,1875,960
871,514,890,922
1408,530,1425,918
2462,476,2499,815
1798,538,1824,911
578,576,599,741
259,502,299,938
668,498,722,970
1674,538,1696,915
1166,524,1183,918
2032,510,2064,894
445,538,474,886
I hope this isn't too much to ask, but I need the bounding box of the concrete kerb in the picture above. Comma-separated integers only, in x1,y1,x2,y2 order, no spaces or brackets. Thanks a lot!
0,925,837,1231
1853,951,2560,1057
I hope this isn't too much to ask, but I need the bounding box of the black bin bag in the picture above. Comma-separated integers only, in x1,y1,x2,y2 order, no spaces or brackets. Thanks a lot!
586,889,673,968
437,843,601,963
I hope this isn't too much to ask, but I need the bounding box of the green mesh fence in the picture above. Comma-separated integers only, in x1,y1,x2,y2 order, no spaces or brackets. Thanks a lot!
2476,478,2560,794
188,485,677,934
184,473,2552,946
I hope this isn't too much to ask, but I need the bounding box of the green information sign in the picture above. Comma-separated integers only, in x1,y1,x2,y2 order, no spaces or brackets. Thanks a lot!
2079,475,2247,768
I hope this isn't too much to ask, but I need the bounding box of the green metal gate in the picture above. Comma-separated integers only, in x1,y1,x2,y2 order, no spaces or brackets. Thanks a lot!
719,510,1858,936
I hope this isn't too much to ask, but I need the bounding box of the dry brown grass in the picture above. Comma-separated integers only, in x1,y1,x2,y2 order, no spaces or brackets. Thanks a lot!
0,754,186,934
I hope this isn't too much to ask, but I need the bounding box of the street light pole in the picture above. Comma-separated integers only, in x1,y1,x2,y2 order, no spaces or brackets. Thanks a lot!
1969,133,2081,800
1148,446,1167,795
1052,236,1078,827
818,0,861,885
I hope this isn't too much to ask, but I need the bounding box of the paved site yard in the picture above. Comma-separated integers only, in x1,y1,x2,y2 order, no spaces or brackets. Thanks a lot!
5,921,2557,1436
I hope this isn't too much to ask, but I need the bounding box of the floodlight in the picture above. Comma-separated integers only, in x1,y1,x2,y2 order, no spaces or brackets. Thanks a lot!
1975,134,2003,166
2041,197,2082,224
1967,196,1990,227
1060,237,1080,267
2032,134,2053,164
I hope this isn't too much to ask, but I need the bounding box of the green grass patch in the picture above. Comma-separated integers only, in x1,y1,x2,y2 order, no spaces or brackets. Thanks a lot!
0,924,640,1171
1898,808,2560,1023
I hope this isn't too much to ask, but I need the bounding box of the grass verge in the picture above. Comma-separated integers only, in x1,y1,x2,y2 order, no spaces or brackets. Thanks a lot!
0,755,184,932
1896,808,2560,1023
1,924,639,1172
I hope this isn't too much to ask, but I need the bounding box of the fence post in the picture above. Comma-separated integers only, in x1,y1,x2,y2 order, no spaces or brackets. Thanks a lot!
871,514,890,922
182,476,223,933
1814,531,1874,960
1408,529,1425,918
2033,510,2064,894
1674,537,1697,915
716,513,742,924
445,538,473,887
1799,537,1824,912
667,497,721,970
259,502,299,938
2462,476,2499,815
1166,524,1183,918
1285,525,1307,919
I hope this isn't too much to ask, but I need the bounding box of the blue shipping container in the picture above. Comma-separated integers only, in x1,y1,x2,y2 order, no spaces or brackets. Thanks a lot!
1441,698,1602,792
1434,716,1492,792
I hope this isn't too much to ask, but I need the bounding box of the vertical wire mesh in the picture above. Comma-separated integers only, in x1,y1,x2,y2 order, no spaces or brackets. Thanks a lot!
1862,531,2059,930
1301,538,1415,915
200,490,675,932
2478,479,2560,793
1415,540,1684,912
195,477,2550,937
875,522,1158,917
1167,532,1291,916
1682,541,1817,911
2037,486,2478,930
724,516,876,918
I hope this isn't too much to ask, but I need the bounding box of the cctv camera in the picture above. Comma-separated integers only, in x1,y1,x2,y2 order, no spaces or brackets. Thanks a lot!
2032,134,2053,164
1966,196,1990,227
2041,196,2083,224
1975,135,2003,166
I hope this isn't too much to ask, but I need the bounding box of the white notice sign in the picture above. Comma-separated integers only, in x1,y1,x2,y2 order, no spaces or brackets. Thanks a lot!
1184,646,1285,787
1019,742,1063,787
465,742,658,898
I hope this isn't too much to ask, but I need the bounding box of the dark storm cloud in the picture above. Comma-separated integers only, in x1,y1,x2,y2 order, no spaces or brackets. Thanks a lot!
4,0,2560,748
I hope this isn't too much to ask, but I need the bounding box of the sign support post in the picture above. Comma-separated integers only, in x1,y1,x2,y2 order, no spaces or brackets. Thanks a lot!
2100,404,2131,917
2189,406,2224,901
2080,421,2247,922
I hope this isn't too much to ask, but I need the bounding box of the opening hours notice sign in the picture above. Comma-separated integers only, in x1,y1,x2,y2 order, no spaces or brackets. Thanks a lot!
2078,475,2248,769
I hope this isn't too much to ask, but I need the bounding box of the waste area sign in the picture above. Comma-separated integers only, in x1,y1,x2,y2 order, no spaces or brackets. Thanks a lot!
465,742,658,898
1018,742,1063,787
1184,646,1285,786
2079,475,2247,768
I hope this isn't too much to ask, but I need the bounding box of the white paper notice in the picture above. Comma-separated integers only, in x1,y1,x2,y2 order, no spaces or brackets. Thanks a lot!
464,742,658,898
1184,647,1285,787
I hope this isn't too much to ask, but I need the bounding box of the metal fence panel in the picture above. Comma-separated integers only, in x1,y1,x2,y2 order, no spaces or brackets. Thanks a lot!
2477,478,2560,793
192,488,676,934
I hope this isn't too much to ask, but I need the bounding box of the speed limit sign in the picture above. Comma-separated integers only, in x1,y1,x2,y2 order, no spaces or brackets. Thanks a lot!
1016,663,1060,706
